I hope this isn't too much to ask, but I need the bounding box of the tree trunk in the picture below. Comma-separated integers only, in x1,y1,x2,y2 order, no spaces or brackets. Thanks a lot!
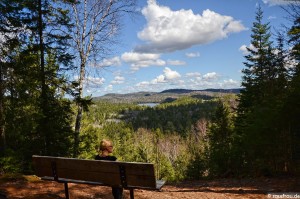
0,63,5,151
74,105,82,157
70,0,137,157
73,62,85,157
38,0,48,154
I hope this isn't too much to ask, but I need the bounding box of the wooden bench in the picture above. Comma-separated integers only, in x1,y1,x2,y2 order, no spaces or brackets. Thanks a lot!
32,155,165,199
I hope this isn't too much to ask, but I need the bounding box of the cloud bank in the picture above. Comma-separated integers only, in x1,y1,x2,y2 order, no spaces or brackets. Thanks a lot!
134,0,246,53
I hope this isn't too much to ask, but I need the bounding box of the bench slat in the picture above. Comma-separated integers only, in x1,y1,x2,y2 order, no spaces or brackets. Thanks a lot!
33,156,155,175
41,177,107,186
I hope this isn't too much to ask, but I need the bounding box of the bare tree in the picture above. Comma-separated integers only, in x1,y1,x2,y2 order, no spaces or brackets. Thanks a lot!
69,0,137,157
192,118,208,143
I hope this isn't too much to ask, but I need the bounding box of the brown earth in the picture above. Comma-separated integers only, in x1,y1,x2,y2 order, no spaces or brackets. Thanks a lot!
0,175,299,199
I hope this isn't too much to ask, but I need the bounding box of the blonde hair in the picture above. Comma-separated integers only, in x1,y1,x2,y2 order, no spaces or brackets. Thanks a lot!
99,139,112,151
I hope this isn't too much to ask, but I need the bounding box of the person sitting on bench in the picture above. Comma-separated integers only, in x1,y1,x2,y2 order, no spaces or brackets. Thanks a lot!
95,139,123,199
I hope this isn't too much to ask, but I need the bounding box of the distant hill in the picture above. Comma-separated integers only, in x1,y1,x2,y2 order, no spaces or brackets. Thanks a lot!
94,88,242,103
160,88,242,94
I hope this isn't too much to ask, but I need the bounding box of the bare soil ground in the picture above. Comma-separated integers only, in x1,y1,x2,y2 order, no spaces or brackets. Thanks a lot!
0,175,299,199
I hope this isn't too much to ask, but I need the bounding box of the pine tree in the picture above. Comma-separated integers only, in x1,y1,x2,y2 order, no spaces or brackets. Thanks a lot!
208,101,233,176
283,3,300,172
18,0,74,155
23,0,71,153
0,0,25,153
239,5,273,107
0,0,75,172
234,5,280,175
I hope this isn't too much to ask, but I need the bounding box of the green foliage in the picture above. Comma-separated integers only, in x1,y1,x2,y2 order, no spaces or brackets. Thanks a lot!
207,100,234,177
233,5,300,176
77,98,216,181
1,1,299,181
77,125,98,160
0,149,23,174
157,155,176,181
186,152,207,180
131,96,216,136
0,0,74,173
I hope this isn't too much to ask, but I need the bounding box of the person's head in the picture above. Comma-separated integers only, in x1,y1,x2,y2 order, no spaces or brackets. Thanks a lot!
99,139,113,153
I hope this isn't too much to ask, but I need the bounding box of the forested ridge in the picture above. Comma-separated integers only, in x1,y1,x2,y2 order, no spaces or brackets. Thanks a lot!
95,88,241,103
0,1,300,182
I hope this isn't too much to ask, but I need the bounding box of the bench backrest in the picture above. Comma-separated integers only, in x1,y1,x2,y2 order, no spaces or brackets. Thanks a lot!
32,155,157,189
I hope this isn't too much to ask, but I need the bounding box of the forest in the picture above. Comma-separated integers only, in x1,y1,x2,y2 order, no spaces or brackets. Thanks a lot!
0,0,299,182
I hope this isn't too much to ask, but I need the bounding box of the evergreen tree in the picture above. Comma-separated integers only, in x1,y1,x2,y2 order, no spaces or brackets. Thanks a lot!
21,0,74,154
0,0,75,172
239,5,273,108
234,5,281,175
0,0,25,152
283,3,300,172
208,101,233,176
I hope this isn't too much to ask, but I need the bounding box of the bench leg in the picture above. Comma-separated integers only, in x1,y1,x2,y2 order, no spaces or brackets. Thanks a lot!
129,189,134,199
64,182,69,199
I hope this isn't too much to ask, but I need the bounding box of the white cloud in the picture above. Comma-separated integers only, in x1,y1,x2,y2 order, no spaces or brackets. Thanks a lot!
92,57,121,67
111,76,125,84
164,67,181,80
239,45,248,55
268,16,277,20
239,44,257,55
222,79,240,88
73,75,105,89
135,81,150,87
177,80,185,85
104,85,113,92
121,52,165,71
186,52,200,58
151,74,166,83
150,67,181,84
262,0,292,5
121,52,160,62
186,72,201,77
203,72,218,80
123,69,241,94
167,60,186,66
135,67,181,88
135,0,246,53
85,76,105,88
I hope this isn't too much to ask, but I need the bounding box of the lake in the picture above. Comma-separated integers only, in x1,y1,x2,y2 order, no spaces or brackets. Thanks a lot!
138,103,159,107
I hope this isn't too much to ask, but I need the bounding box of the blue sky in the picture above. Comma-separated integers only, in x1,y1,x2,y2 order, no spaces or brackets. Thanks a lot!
84,0,292,96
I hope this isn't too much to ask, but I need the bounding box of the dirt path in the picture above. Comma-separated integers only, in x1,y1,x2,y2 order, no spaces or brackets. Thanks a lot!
0,176,299,199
